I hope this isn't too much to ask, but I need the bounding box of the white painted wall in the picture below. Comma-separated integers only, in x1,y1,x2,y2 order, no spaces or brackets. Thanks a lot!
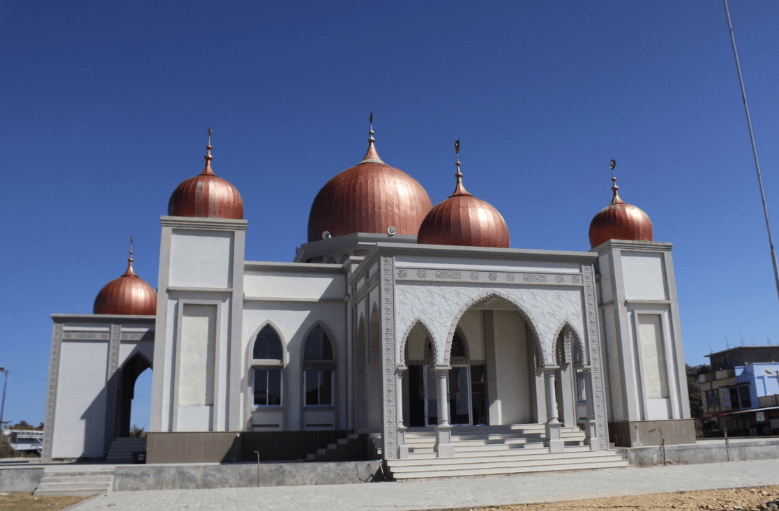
169,230,234,288
244,271,345,300
493,311,531,424
621,252,667,301
458,310,485,361
52,341,109,459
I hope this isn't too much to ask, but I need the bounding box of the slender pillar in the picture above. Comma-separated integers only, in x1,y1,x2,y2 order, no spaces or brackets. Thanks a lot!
544,369,559,422
397,367,409,458
582,368,599,450
559,363,575,427
544,368,564,453
434,367,453,458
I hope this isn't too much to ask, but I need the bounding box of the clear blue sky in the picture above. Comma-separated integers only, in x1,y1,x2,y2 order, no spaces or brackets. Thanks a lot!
2,0,779,429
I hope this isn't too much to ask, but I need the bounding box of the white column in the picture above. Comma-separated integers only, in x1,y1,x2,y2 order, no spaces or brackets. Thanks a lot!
436,369,450,427
582,368,599,450
545,370,559,423
397,367,408,459
544,368,564,453
434,367,453,458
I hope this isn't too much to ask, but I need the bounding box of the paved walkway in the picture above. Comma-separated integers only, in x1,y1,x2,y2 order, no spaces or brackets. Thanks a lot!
70,459,779,511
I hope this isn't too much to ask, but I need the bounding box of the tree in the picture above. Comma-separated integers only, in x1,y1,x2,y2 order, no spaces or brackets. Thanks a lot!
0,432,12,458
687,364,717,437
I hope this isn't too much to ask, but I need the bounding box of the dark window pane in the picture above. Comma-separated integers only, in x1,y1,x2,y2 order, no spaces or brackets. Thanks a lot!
451,333,466,358
426,340,434,359
253,368,268,406
449,366,469,425
321,332,333,360
253,326,282,360
304,327,333,360
267,369,282,406
304,328,323,360
305,369,319,406
320,370,333,405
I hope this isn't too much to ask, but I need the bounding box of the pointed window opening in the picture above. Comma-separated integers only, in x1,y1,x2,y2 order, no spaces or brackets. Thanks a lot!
251,325,283,407
303,326,335,407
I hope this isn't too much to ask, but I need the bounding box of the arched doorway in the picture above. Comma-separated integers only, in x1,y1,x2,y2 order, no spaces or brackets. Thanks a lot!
115,353,152,438
446,295,542,426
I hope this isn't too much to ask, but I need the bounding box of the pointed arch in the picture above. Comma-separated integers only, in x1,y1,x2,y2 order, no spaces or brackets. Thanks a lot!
450,326,471,362
246,320,288,366
444,291,547,367
299,321,339,364
399,319,437,366
116,351,153,438
552,322,585,366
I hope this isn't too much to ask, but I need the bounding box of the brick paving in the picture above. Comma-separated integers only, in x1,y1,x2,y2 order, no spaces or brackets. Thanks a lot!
69,459,779,511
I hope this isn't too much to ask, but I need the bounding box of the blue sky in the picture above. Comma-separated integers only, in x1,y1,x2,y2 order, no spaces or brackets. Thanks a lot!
3,0,779,429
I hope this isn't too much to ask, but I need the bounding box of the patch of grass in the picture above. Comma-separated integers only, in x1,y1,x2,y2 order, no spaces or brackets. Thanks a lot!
0,492,89,511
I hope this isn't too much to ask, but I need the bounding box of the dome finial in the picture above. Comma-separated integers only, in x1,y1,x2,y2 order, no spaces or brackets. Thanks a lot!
609,159,620,201
451,139,471,197
124,234,137,277
361,113,384,163
202,126,214,175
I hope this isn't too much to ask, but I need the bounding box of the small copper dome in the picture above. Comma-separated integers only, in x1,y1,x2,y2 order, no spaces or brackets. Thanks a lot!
168,130,244,219
94,247,157,315
417,140,510,248
589,173,653,248
307,121,432,242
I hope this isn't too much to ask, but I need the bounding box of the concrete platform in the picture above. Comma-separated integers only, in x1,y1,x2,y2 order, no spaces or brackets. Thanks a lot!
68,458,779,511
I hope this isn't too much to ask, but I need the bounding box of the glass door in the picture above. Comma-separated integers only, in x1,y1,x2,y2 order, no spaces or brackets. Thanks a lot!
424,365,438,426
449,366,471,425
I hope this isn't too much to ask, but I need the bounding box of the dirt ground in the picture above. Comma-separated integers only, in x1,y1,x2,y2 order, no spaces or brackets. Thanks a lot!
0,493,87,511
0,486,778,511
440,485,779,511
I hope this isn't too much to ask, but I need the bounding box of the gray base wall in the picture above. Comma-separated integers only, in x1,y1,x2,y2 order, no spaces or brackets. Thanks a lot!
113,460,383,491
0,466,44,492
621,438,779,467
609,419,696,447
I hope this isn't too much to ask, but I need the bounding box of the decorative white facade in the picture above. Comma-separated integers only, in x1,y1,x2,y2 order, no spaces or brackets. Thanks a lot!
41,135,695,464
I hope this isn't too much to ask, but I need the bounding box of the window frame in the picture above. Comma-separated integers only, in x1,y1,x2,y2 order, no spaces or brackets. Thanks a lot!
302,325,336,409
250,324,285,410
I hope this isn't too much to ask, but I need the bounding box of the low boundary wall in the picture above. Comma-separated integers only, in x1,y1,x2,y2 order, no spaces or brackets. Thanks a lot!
114,460,383,491
0,466,44,492
620,437,779,467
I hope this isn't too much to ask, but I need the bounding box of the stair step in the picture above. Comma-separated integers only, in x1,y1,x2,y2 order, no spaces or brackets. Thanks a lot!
391,458,629,475
389,451,624,469
391,460,630,480
39,475,114,484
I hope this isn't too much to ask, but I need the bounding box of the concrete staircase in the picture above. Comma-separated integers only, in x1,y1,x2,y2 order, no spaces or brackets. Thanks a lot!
386,424,630,480
33,466,115,496
105,437,147,464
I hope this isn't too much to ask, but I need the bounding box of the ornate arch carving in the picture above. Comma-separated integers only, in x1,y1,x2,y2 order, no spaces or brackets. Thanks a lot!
444,291,546,367
398,319,436,367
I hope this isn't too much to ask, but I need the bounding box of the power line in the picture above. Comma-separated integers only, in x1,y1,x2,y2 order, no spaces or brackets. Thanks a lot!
723,0,779,308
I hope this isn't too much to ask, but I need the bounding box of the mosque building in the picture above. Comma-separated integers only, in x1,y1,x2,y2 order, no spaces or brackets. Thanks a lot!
41,120,694,476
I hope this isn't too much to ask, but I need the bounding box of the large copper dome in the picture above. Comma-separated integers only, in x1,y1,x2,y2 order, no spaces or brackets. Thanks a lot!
168,134,244,219
94,249,157,315
307,130,432,242
417,142,510,248
589,175,653,248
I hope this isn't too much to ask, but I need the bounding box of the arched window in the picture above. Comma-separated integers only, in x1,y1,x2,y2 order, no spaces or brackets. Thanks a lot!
251,325,283,407
303,326,335,407
451,331,466,359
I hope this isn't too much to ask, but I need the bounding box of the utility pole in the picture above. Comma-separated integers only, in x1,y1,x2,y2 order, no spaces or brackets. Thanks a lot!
0,368,7,430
